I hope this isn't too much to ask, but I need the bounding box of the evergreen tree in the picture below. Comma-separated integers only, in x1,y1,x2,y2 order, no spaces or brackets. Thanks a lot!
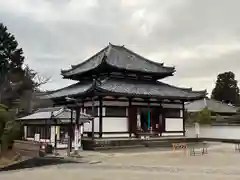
211,71,240,105
0,23,25,104
0,23,49,109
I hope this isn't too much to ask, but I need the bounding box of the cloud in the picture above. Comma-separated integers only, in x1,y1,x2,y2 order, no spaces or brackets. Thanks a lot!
1,0,240,95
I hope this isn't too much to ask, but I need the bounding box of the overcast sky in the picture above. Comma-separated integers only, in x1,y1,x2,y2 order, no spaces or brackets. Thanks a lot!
1,0,240,95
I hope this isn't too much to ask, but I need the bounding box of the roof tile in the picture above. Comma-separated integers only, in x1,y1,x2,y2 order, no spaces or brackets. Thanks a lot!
62,43,174,77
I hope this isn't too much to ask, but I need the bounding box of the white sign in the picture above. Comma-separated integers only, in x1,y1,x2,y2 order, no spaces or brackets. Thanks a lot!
194,122,200,138
74,127,79,151
34,133,40,142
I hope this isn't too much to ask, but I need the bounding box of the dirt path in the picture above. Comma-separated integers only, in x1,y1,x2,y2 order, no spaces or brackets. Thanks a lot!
1,143,240,180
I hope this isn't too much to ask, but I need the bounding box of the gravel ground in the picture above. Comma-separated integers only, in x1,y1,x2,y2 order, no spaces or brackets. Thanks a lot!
1,143,240,180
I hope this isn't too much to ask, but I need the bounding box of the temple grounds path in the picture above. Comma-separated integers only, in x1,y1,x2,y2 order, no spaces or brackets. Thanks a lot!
1,143,240,180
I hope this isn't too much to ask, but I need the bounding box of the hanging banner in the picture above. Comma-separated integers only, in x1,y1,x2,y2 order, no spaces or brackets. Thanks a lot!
147,104,151,130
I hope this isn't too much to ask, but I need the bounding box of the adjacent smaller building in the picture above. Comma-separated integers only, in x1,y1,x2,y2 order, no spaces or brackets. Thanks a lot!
185,98,238,120
18,106,93,148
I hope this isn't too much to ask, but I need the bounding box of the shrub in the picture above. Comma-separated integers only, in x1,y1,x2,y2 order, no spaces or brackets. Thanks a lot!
0,104,23,152
187,108,212,124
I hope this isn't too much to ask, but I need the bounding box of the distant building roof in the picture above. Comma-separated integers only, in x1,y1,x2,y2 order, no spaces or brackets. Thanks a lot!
18,106,93,123
185,98,238,113
43,77,206,101
61,43,175,79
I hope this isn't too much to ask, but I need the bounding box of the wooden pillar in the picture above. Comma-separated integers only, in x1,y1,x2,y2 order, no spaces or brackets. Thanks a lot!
54,119,57,151
128,98,132,137
182,101,186,136
162,103,166,133
69,108,73,152
91,97,95,140
76,107,80,129
159,102,162,136
99,97,103,138
74,107,80,151
81,100,84,136
147,101,151,131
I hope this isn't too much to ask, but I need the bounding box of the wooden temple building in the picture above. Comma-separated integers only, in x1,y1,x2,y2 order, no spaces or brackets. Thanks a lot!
46,43,206,140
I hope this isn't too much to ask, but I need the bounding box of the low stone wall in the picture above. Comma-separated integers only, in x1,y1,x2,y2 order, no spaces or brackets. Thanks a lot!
82,138,200,150
82,137,240,150
13,140,45,157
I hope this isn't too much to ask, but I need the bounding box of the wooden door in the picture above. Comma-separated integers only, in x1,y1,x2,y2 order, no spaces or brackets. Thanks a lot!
159,112,165,133
128,106,137,134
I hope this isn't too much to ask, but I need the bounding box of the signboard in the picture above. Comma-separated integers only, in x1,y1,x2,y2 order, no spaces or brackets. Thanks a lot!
34,133,40,142
194,122,200,138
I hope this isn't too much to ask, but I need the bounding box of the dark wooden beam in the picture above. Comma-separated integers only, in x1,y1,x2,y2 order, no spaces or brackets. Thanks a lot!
53,94,195,108
128,98,132,137
159,102,162,136
163,131,185,133
70,108,73,152
99,98,183,104
99,97,103,138
182,101,186,136
91,97,95,140
54,119,57,151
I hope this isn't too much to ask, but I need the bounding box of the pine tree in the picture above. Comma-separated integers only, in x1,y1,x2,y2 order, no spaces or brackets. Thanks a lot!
0,23,25,104
211,71,240,105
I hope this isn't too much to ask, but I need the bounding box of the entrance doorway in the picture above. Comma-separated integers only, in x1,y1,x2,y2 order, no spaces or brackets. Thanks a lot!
137,107,162,133
140,108,148,132
129,106,164,135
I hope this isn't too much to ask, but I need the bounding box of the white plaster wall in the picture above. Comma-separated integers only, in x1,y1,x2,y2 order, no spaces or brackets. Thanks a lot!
180,110,183,117
102,133,129,138
83,117,99,132
50,126,55,143
26,138,51,142
161,133,184,136
24,126,27,139
165,118,183,131
102,117,128,132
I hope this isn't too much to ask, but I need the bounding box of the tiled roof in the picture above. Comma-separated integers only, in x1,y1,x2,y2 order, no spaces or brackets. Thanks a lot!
62,43,174,78
44,77,206,101
99,78,205,100
185,98,238,113
18,106,93,122
45,81,93,99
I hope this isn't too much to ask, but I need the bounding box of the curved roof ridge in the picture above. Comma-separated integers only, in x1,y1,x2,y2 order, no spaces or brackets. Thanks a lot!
206,98,237,108
61,45,108,75
62,43,176,78
112,44,175,70
41,80,95,99
156,80,207,94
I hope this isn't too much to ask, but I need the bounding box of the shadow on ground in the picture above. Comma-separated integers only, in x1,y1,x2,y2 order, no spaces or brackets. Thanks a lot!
0,157,80,172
